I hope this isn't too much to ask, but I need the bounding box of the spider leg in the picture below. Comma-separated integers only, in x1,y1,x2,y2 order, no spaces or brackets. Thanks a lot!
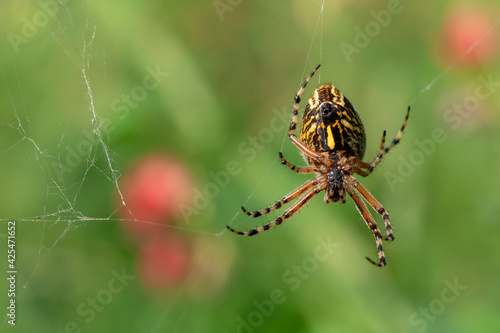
289,64,321,137
227,182,326,236
344,183,387,267
346,175,394,241
279,152,316,174
289,136,324,161
288,65,326,163
379,130,387,152
241,178,318,217
357,106,410,177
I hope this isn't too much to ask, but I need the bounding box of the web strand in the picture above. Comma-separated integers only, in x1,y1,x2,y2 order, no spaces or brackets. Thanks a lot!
408,17,500,106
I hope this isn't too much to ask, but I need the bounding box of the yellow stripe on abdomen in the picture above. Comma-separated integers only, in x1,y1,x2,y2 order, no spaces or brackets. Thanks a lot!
326,124,336,150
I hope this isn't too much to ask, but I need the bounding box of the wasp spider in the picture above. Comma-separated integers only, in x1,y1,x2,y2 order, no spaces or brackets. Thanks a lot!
227,64,410,267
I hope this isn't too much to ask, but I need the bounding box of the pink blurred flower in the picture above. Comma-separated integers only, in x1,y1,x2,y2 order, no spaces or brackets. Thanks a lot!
138,235,190,289
119,154,193,239
117,153,234,292
438,4,499,67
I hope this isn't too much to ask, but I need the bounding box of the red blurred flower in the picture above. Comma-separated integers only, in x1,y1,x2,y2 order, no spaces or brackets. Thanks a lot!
117,153,233,293
138,235,190,289
438,4,499,67
119,154,193,238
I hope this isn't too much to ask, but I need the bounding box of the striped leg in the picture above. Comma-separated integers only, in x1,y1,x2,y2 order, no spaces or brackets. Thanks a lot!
344,183,387,267
359,106,410,176
241,178,318,217
347,176,394,241
379,130,387,151
279,152,316,174
227,184,325,236
289,64,321,137
289,135,323,161
287,65,324,163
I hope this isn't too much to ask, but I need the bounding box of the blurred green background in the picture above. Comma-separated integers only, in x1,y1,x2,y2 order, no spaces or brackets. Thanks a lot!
1,0,500,332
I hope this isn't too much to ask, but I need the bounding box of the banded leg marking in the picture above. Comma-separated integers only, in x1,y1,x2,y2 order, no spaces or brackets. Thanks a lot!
360,106,410,176
348,176,394,241
345,183,387,267
241,178,318,218
227,185,324,236
279,152,316,174
289,64,321,136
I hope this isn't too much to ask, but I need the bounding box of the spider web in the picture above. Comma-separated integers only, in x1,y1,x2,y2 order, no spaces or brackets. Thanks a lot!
0,0,125,300
0,0,499,332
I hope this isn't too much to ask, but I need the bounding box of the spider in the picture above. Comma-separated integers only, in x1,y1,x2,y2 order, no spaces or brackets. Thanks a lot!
227,64,410,267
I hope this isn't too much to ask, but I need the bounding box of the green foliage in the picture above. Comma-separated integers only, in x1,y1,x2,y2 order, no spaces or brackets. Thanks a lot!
0,0,499,332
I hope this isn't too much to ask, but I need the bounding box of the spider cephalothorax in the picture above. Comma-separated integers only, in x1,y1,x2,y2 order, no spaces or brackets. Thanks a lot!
325,166,345,204
227,64,410,267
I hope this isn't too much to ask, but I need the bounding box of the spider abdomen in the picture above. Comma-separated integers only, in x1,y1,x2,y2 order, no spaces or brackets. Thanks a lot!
300,84,366,162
